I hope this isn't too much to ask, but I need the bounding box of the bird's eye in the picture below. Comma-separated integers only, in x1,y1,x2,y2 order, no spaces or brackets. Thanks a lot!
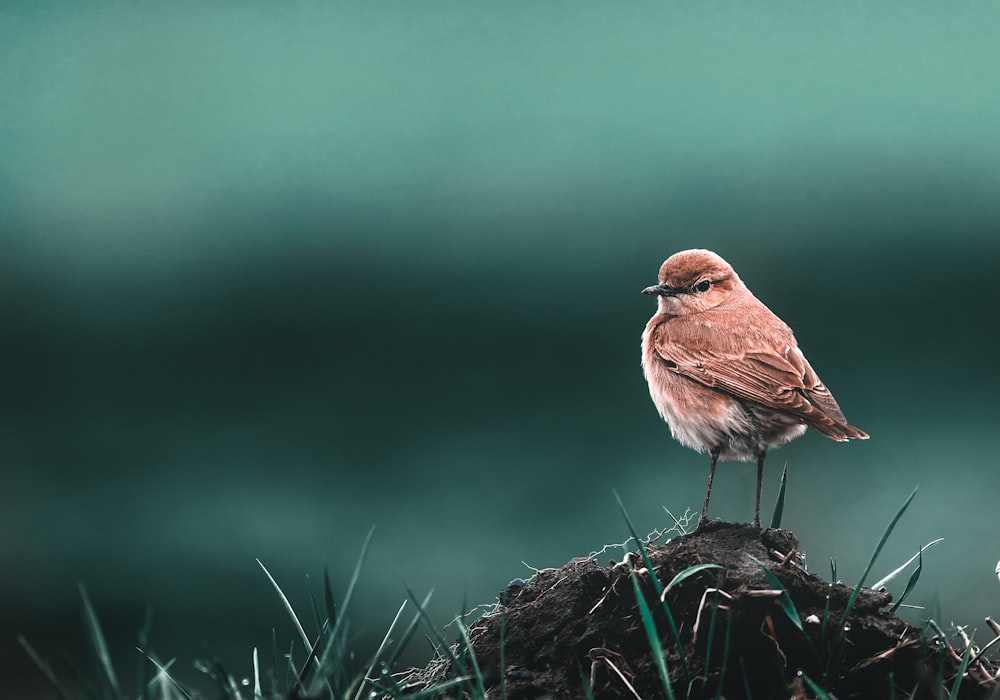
694,280,711,293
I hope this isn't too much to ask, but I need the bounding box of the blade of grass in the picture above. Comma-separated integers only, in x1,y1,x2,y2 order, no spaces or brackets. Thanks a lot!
136,606,155,700
385,591,434,671
18,636,75,700
403,585,467,677
752,556,824,671
948,635,974,700
138,650,195,700
770,463,788,529
799,670,832,699
79,584,124,700
703,586,721,681
579,664,597,700
750,558,802,632
201,659,244,700
285,640,297,691
820,589,832,648
456,618,487,699
841,487,918,626
257,559,312,653
141,656,179,700
294,618,331,691
826,488,918,682
306,574,326,641
889,548,923,614
353,600,408,700
662,563,724,596
323,567,338,631
628,565,677,700
456,591,470,674
253,647,261,699
308,525,376,694
614,490,690,685
872,538,943,590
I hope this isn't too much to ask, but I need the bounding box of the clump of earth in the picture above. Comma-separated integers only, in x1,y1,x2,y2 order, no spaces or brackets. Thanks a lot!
402,521,995,699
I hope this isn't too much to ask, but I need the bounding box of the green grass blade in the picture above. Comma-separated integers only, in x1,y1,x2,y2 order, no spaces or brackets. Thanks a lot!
403,585,467,676
197,658,245,700
137,650,195,700
614,490,690,685
253,647,261,699
799,670,832,699
826,488,918,682
629,566,677,700
456,618,487,699
257,559,313,653
889,548,923,614
18,636,75,700
948,635,974,700
141,656,179,700
136,606,155,700
841,487,918,626
295,617,333,692
79,583,124,700
323,567,338,630
872,538,943,591
703,587,720,680
751,558,803,632
385,591,434,670
308,525,376,693
770,463,788,529
306,574,326,640
353,600,408,700
285,640,297,691
820,590,832,647
663,563,724,595
579,664,597,700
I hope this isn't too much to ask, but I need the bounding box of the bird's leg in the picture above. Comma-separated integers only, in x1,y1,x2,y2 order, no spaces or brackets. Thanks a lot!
753,449,766,528
699,447,721,528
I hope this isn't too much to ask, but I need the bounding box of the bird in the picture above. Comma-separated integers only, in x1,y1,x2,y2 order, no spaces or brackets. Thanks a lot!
640,249,868,528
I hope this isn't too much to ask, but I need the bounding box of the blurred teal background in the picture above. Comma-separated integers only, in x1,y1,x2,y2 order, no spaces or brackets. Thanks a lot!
3,1,1000,695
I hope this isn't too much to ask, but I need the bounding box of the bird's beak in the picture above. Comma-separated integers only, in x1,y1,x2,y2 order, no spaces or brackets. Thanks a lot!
642,283,675,296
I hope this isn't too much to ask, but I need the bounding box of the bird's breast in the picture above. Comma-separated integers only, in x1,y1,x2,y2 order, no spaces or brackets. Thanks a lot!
641,316,805,461
641,320,747,454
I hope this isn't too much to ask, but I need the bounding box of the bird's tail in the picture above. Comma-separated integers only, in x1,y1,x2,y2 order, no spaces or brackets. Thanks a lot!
815,420,869,442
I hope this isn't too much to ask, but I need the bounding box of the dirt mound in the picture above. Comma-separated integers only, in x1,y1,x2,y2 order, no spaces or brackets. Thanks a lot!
407,522,995,699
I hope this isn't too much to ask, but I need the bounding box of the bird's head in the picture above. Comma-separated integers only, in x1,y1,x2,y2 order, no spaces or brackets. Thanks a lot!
642,249,743,315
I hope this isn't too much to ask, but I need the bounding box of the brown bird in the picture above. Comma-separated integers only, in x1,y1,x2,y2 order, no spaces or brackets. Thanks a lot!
641,249,868,527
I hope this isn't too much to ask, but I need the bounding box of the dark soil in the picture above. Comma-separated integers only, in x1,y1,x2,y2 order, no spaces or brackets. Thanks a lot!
404,522,997,699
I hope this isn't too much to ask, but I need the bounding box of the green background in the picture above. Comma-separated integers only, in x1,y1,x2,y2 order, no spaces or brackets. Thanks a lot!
4,2,1000,694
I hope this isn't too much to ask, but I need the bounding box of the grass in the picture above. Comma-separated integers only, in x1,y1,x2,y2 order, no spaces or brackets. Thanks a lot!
20,525,485,700
824,487,918,683
19,487,1000,700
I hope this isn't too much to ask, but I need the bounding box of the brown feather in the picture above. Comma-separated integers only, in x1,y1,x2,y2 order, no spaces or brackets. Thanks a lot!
649,289,868,441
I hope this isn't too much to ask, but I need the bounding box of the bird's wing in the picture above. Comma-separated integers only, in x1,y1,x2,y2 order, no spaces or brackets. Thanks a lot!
652,319,868,441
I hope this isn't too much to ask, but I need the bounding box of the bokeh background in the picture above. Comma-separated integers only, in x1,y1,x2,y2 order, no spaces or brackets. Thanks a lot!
4,2,1000,695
